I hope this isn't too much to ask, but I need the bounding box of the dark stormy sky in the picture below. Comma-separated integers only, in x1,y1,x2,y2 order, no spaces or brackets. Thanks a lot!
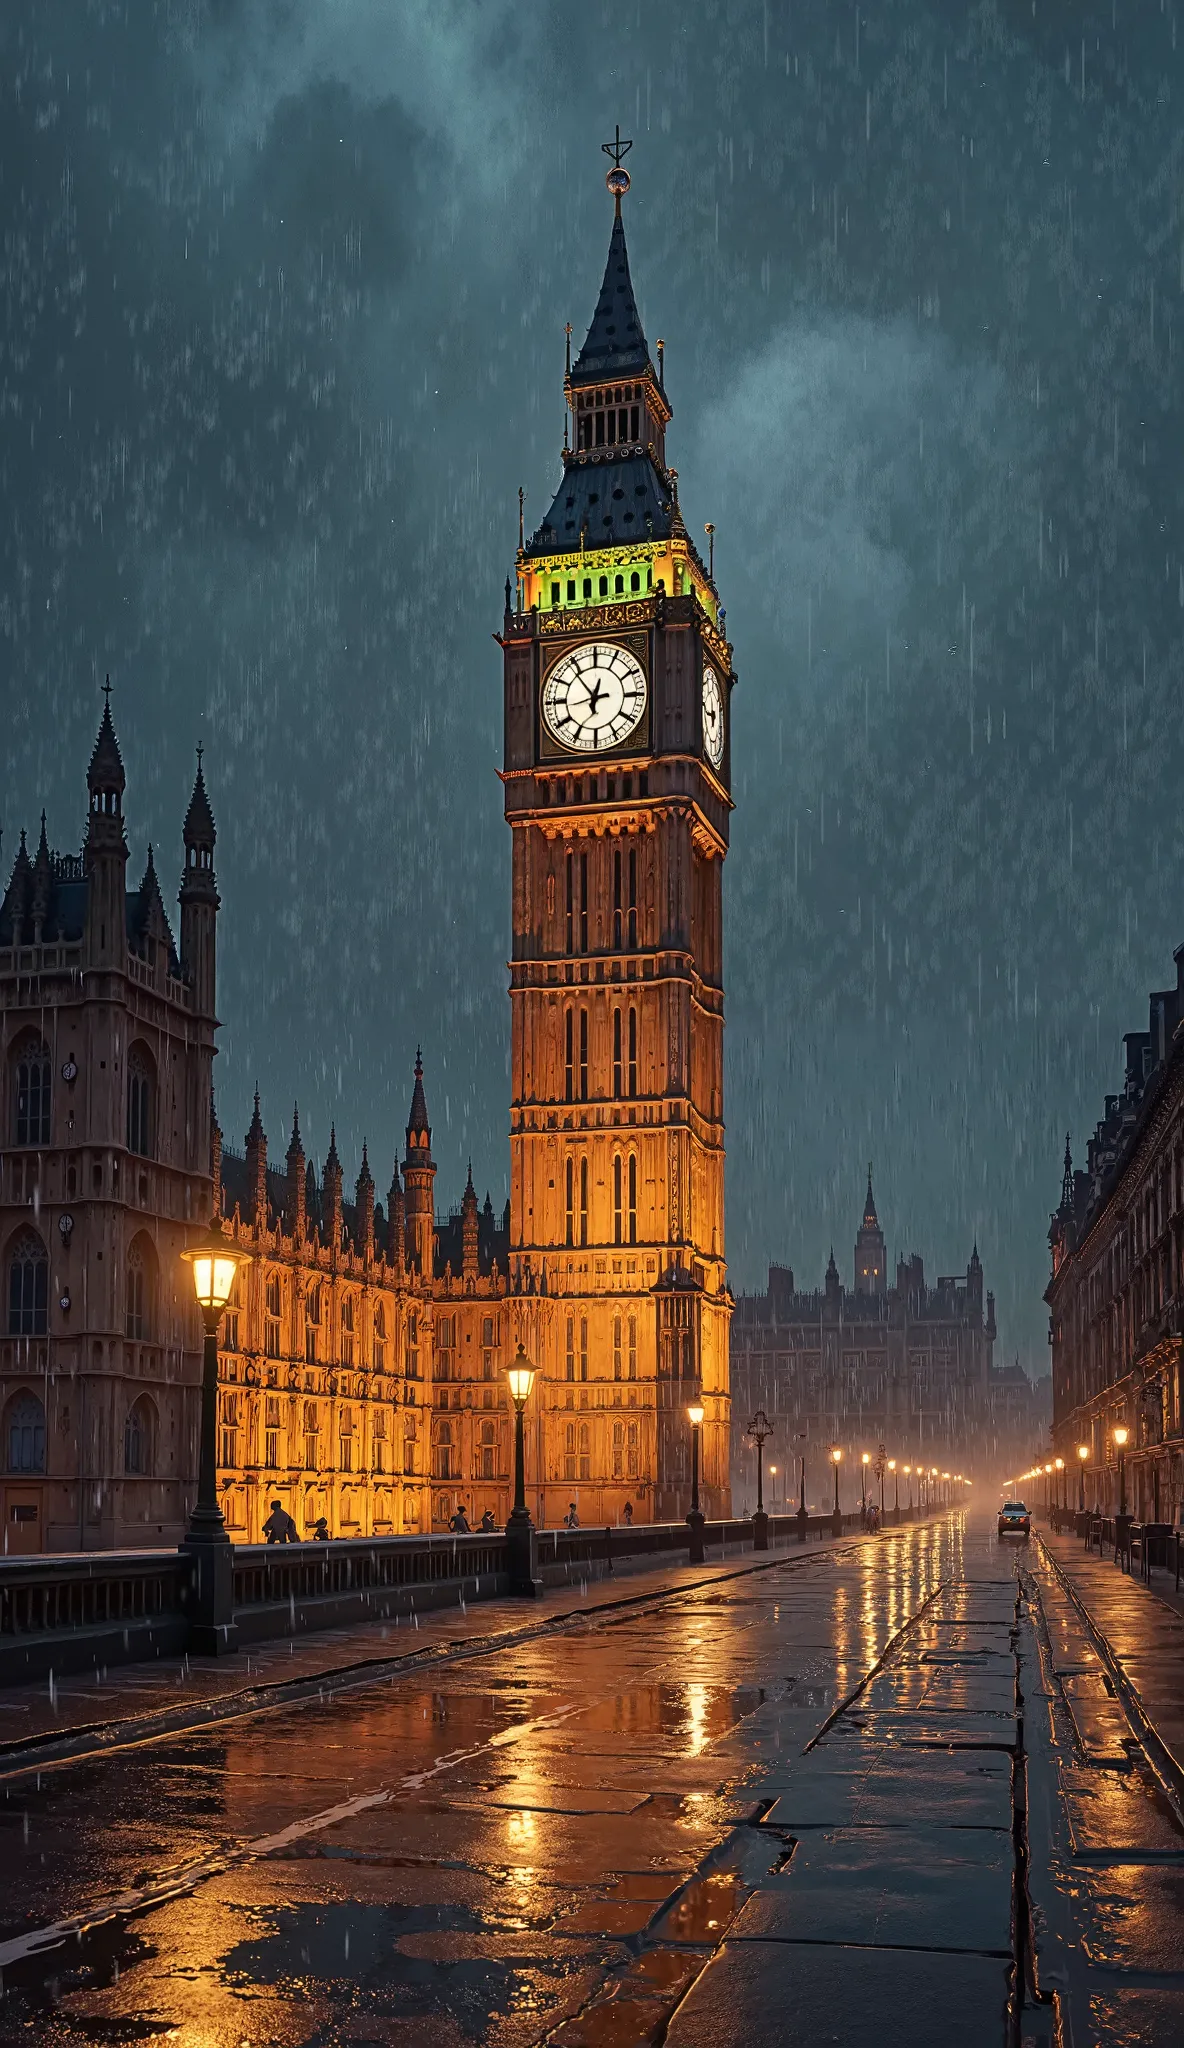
3,1,1182,1373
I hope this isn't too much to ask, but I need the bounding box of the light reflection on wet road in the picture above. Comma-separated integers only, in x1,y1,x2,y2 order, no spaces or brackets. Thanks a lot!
0,1515,1177,2046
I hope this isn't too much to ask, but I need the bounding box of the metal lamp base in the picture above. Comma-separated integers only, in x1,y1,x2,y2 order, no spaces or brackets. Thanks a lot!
181,1527,239,1657
752,1509,769,1552
506,1509,542,1597
686,1509,706,1565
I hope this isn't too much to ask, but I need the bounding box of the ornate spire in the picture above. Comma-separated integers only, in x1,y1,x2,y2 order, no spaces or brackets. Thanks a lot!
183,748,216,854
862,1163,879,1231
406,1047,432,1151
87,681,126,803
244,1090,267,1229
356,1141,375,1260
570,150,651,386
285,1103,306,1237
31,814,51,937
1060,1132,1074,1214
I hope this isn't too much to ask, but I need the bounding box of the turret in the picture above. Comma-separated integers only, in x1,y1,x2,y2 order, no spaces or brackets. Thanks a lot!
180,746,218,1018
825,1247,841,1307
387,1165,406,1278
31,815,51,943
245,1092,268,1231
83,682,128,971
1,829,32,946
462,1161,479,1281
324,1126,343,1251
401,1049,436,1278
285,1105,306,1237
356,1142,375,1260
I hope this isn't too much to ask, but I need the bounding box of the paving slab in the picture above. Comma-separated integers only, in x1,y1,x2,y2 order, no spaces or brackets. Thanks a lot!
727,1823,1014,1954
663,1939,1010,2048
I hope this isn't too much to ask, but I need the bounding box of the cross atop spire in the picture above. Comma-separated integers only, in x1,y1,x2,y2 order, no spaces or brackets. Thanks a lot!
602,124,633,216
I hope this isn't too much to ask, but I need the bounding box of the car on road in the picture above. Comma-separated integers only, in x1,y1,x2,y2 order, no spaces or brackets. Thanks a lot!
997,1500,1031,1538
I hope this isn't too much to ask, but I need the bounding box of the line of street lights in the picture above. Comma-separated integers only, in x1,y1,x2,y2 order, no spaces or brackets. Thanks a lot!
1011,1425,1130,1523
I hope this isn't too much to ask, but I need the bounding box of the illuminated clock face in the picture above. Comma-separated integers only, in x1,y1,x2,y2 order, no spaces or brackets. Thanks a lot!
702,663,725,768
542,641,648,753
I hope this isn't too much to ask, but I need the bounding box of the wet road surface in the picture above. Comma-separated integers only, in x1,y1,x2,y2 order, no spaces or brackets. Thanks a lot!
1,1513,1181,2046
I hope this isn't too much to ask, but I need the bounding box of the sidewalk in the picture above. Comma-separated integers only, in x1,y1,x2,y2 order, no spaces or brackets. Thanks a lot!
1038,1525,1184,1785
0,1522,900,1772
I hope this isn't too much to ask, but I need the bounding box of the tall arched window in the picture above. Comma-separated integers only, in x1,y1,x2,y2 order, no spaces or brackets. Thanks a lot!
124,1394,156,1475
125,1236,154,1341
565,1315,575,1382
264,1272,282,1358
578,1009,589,1100
126,1046,155,1157
305,1284,321,1365
612,1009,623,1096
565,1007,574,1102
628,1007,638,1096
8,1231,48,1336
5,1391,46,1472
13,1038,50,1146
579,1157,589,1247
340,1292,355,1367
627,1154,638,1245
373,1300,387,1373
613,1155,623,1246
565,1158,575,1248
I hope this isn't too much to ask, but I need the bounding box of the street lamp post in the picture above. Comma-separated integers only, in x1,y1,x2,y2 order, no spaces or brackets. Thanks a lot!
831,1446,843,1537
180,1223,253,1656
748,1409,771,1552
860,1451,869,1519
889,1460,898,1520
1112,1425,1130,1563
797,1444,808,1538
505,1345,541,1597
687,1403,706,1564
904,1464,912,1514
1077,1443,1088,1516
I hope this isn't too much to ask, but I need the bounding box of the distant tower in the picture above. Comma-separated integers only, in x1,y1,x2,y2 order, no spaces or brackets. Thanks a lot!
180,748,218,1018
402,1051,436,1278
854,1165,886,1296
84,684,128,971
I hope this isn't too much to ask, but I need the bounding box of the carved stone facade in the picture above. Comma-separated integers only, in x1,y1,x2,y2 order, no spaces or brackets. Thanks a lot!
728,1175,1032,1501
0,702,215,1552
500,171,733,1521
1048,946,1184,1523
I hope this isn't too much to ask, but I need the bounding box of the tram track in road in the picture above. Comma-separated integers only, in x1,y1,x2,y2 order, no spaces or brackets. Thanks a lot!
0,1527,958,2022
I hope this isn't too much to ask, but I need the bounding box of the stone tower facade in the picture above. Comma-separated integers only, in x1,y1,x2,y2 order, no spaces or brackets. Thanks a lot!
0,697,216,1552
500,153,734,1522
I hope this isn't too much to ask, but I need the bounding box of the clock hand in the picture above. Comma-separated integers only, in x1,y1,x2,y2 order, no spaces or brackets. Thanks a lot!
587,681,602,714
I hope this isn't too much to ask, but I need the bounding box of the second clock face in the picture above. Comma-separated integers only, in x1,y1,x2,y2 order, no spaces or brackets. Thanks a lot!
702,663,725,768
542,641,648,753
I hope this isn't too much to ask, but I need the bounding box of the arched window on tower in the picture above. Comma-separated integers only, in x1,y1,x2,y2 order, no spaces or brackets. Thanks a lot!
613,1316,623,1381
124,1393,156,1475
5,1390,46,1472
578,1009,589,1101
565,1007,574,1102
565,1315,575,1382
579,1157,589,1246
125,1236,155,1342
126,1045,155,1158
628,1154,638,1246
340,1291,355,1367
12,1037,50,1147
628,1008,638,1097
612,1009,623,1096
373,1300,387,1373
7,1231,48,1336
565,1158,575,1249
613,1155,623,1246
580,1316,589,1383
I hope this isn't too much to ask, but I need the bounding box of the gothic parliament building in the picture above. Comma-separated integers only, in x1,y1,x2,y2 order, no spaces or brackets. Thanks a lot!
0,156,734,1551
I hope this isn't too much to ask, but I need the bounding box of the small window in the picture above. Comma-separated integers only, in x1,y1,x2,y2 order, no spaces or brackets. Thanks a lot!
127,1047,155,1158
599,575,608,597
124,1394,155,1476
6,1391,46,1473
8,1231,48,1336
630,571,640,593
125,1238,150,1341
582,578,592,601
551,582,560,605
265,1272,282,1359
13,1039,51,1147
615,574,624,594
567,579,576,602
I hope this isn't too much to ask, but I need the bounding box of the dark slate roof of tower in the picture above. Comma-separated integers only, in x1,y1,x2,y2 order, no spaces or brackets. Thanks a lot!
571,213,651,384
183,757,216,848
88,693,126,794
128,845,181,975
524,449,678,562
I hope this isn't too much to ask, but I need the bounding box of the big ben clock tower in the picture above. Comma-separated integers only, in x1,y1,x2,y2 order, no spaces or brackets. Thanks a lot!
500,138,733,1522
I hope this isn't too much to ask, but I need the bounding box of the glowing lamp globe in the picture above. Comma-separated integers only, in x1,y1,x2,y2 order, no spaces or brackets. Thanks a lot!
831,1446,843,1465
1077,1445,1089,1462
687,1403,705,1428
506,1344,536,1408
1113,1425,1129,1448
181,1224,250,1317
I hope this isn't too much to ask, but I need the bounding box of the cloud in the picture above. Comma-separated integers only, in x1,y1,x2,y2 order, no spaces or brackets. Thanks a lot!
692,315,1017,659
194,0,529,182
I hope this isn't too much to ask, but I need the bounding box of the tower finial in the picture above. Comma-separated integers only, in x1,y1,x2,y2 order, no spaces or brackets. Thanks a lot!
518,486,525,549
103,674,111,708
565,320,572,376
602,125,633,215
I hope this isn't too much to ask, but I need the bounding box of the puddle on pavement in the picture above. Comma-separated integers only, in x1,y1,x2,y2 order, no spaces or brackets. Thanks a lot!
654,1870,746,1942
577,1684,766,1752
